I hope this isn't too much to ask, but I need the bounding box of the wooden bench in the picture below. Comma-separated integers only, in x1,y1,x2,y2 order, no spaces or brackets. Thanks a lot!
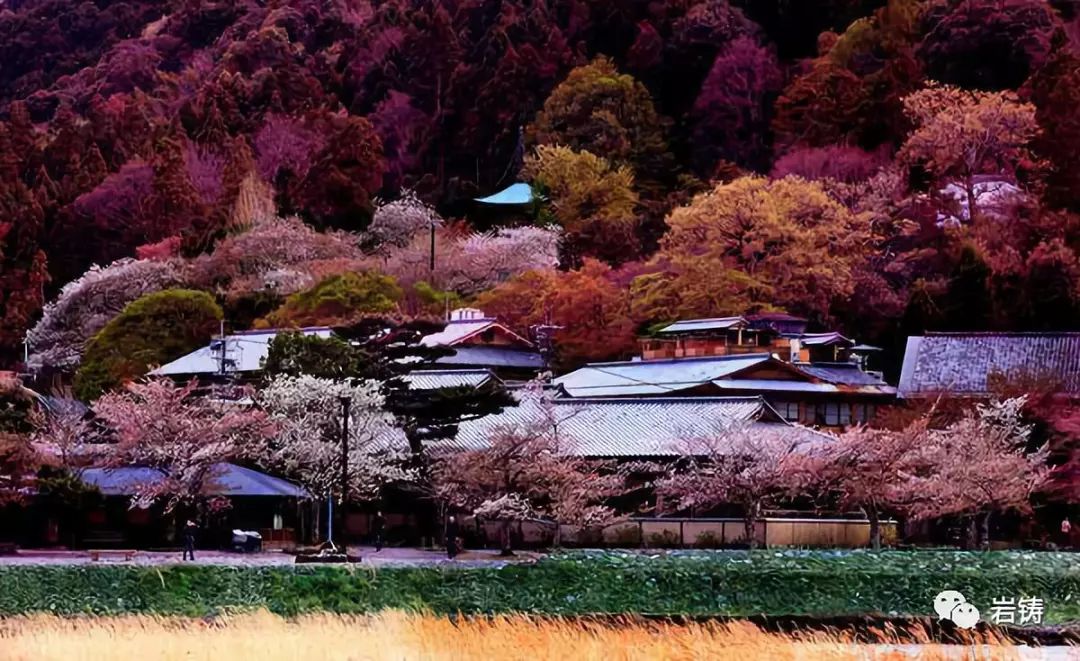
89,549,138,562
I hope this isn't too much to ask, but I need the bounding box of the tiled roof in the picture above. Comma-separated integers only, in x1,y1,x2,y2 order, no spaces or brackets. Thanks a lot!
151,327,333,376
798,363,890,387
898,333,1080,397
657,317,747,334
79,463,310,498
443,395,828,457
554,354,773,397
474,182,535,205
434,346,544,369
404,369,499,390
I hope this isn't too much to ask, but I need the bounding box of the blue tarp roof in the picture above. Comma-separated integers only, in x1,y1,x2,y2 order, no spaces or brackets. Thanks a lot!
79,463,310,498
474,183,535,205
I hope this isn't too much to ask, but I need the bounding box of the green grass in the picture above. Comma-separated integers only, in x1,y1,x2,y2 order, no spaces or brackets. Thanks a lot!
0,550,1077,623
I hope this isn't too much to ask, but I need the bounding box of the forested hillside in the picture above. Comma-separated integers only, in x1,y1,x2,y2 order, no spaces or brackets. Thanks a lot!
4,0,1080,376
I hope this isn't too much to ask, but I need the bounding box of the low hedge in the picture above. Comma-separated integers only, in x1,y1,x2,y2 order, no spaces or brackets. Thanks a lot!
0,551,1077,623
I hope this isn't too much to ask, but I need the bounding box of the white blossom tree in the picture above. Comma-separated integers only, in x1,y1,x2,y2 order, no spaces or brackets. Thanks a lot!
367,189,443,249
257,374,415,504
27,258,187,371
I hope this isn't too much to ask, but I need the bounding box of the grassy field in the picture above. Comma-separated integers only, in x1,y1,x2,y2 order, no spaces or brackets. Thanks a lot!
0,611,1026,661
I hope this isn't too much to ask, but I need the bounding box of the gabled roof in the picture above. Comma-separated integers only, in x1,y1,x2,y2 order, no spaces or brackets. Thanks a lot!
444,394,828,457
656,317,748,334
420,318,533,349
404,369,500,390
151,327,333,377
474,182,535,205
79,463,310,498
899,333,1080,397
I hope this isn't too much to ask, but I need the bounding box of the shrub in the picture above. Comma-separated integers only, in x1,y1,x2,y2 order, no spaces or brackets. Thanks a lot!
0,552,1078,622
263,271,402,328
73,290,222,401
695,531,723,549
647,530,682,549
608,525,642,548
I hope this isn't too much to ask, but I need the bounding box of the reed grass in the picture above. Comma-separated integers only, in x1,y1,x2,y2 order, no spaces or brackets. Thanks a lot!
0,611,1024,661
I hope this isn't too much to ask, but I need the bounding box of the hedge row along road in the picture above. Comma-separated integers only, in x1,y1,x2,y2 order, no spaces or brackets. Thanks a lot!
1,551,1077,623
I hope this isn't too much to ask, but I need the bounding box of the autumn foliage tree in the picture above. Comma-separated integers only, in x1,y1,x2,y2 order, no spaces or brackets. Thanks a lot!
898,83,1038,221
530,57,673,188
648,175,872,323
523,145,639,266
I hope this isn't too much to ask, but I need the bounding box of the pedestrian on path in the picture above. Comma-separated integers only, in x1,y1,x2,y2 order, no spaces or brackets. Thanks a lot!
373,511,385,552
445,515,459,559
1062,517,1072,550
182,519,197,561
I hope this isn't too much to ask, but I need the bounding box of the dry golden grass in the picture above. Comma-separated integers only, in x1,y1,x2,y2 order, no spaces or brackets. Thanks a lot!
0,611,1025,661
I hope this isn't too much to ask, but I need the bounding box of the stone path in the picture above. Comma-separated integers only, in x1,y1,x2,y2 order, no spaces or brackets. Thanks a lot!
0,546,539,568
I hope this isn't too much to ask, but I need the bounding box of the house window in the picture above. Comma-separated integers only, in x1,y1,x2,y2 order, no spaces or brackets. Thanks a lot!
773,401,800,422
816,403,845,426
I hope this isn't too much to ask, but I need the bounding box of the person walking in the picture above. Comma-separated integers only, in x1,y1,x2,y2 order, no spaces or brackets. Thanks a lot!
1062,517,1073,550
372,511,385,552
182,519,197,561
445,515,459,560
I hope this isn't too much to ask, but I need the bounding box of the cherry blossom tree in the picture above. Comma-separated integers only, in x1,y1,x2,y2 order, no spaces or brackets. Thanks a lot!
809,417,932,549
901,397,1050,549
189,216,364,300
366,189,442,250
362,224,560,295
656,422,811,549
434,390,624,553
26,258,188,373
0,378,41,505
257,374,415,504
92,379,272,512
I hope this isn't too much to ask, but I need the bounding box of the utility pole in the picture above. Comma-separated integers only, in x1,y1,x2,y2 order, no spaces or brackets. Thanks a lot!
338,394,350,551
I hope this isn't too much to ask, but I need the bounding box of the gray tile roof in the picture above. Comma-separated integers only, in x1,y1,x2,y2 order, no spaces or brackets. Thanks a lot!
404,369,499,390
151,327,333,376
443,394,830,458
898,333,1080,397
554,354,774,397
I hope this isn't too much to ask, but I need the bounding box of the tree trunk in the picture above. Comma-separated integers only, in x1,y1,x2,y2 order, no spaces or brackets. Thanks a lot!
966,517,978,550
981,511,993,551
499,520,514,556
866,507,882,551
744,501,761,550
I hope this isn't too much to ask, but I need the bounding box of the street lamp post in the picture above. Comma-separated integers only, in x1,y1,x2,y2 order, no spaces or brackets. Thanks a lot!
338,394,350,551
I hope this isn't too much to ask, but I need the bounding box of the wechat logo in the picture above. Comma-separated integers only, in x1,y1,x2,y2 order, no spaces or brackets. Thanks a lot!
934,590,980,629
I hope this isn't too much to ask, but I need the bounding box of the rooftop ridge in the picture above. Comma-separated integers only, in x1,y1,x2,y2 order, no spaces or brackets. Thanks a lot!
582,353,773,368
549,395,765,405
229,326,333,336
922,331,1080,337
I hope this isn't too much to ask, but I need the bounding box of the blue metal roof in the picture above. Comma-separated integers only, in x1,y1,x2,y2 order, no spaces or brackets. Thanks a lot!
657,317,747,334
474,183,535,205
79,464,310,498
435,346,544,369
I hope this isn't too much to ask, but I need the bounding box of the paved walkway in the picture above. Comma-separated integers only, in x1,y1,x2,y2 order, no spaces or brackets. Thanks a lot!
0,547,541,568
